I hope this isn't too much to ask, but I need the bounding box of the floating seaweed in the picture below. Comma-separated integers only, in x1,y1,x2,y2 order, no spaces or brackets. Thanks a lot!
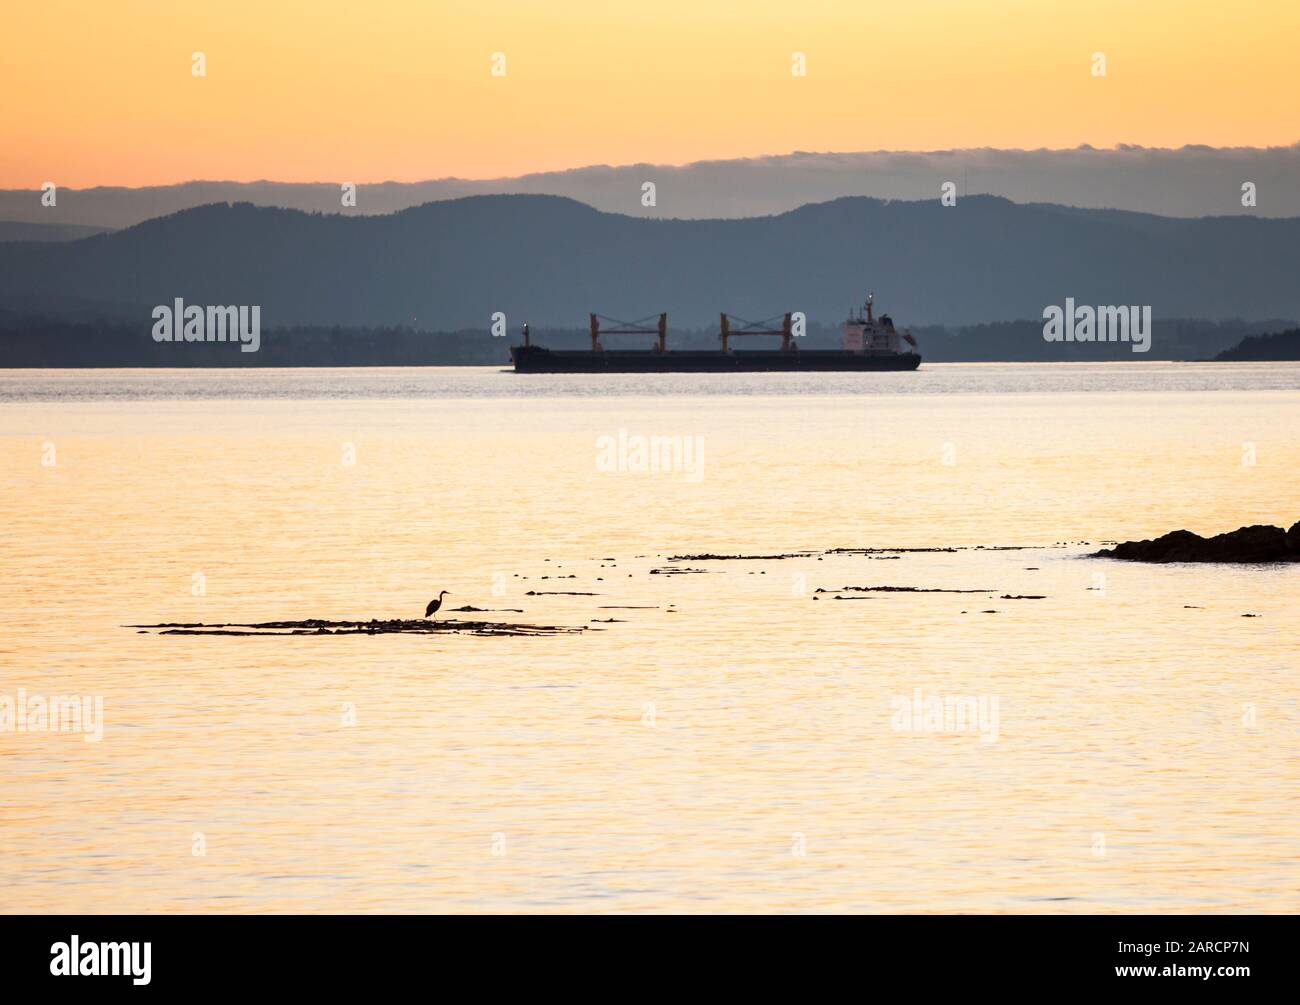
827,547,958,555
814,585,994,594
127,618,589,638
667,552,817,561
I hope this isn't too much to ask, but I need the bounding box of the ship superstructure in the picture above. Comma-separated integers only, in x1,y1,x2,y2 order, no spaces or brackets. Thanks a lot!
839,293,918,354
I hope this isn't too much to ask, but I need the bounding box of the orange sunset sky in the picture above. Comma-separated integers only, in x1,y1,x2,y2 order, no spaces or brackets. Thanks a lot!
4,0,1298,188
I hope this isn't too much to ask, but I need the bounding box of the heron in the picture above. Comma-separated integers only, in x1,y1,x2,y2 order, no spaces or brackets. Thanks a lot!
424,590,451,620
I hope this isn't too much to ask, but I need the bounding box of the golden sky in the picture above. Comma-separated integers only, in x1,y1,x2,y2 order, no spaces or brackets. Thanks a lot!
4,0,1298,188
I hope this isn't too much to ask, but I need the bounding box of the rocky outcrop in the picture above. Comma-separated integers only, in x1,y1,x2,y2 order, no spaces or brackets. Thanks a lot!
1095,522,1300,563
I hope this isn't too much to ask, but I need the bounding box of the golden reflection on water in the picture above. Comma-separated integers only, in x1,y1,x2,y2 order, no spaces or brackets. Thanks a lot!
1,365,1297,912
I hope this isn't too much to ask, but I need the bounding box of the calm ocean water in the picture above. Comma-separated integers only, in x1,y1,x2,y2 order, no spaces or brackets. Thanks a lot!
1,362,1297,912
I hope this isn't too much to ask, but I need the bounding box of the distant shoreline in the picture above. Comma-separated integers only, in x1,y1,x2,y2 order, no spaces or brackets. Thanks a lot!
2,317,1295,368
0,359,1294,370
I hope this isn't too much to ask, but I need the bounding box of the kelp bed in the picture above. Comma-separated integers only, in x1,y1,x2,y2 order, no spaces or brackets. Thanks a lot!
128,618,591,638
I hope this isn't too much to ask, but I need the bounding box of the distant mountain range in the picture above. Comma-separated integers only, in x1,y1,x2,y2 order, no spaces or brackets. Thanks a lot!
2,194,1298,336
3,143,1298,228
0,221,110,242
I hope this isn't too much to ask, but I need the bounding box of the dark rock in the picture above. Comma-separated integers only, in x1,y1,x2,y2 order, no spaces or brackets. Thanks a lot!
1094,522,1300,563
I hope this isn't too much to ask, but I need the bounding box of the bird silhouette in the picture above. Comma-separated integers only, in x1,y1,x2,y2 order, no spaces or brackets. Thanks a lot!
424,590,450,619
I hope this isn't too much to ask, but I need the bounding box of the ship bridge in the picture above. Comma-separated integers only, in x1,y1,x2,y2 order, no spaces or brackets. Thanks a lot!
841,293,916,354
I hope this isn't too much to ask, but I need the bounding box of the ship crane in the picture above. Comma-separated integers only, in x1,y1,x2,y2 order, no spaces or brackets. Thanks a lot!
719,312,796,352
589,313,668,352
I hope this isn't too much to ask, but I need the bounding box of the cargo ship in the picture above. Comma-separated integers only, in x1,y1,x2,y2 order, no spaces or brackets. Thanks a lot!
509,295,921,372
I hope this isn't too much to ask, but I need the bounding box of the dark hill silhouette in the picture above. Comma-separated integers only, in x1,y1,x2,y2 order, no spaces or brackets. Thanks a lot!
2,195,1298,330
1214,328,1300,360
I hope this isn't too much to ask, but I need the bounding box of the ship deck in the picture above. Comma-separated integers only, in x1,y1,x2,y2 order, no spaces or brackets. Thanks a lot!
510,347,922,373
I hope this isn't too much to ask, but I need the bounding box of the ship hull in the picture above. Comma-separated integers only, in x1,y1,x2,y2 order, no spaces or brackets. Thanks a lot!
510,347,922,373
